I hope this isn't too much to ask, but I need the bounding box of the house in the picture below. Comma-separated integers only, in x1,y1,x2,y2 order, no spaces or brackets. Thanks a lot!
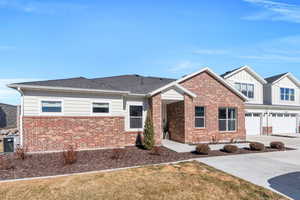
8,68,247,153
0,103,18,130
222,66,300,136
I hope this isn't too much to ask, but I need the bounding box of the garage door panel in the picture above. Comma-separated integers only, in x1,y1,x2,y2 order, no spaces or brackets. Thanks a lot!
271,113,297,135
245,113,261,135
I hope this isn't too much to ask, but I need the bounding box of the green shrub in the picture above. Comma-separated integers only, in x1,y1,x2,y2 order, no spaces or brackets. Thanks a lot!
223,145,238,153
196,144,210,155
249,142,265,151
143,111,155,150
270,141,285,150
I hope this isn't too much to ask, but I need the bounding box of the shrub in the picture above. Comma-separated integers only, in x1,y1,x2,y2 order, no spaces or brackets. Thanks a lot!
150,146,161,156
0,157,14,170
196,144,210,155
270,141,285,150
223,145,238,153
63,145,77,165
211,135,219,144
143,111,155,150
14,145,27,160
249,142,265,151
111,149,125,160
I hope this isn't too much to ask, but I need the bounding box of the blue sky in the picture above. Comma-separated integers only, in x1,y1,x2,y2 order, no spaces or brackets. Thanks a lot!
1,0,300,105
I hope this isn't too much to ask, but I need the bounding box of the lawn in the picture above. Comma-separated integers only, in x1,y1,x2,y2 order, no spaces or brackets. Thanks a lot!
0,161,287,200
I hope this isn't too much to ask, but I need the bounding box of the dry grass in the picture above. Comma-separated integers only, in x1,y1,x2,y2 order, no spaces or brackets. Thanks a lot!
0,161,287,200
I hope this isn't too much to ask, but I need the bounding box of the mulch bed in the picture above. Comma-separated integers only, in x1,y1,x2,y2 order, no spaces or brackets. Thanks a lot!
0,146,294,181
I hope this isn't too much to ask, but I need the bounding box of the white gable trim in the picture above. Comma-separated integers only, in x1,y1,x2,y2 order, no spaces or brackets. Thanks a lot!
223,66,267,84
149,67,247,101
272,73,300,87
149,82,196,98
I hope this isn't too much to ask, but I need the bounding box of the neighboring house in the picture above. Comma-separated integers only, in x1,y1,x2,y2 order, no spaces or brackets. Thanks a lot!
0,103,18,129
222,66,300,136
8,68,247,153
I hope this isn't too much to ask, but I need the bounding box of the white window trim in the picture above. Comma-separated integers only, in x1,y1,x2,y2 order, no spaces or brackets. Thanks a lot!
219,107,237,132
90,100,112,116
127,102,144,132
280,87,295,102
235,82,255,99
39,99,64,116
195,106,205,128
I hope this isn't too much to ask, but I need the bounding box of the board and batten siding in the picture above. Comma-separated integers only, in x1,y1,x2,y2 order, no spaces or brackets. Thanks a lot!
225,69,264,104
271,76,300,106
161,87,184,101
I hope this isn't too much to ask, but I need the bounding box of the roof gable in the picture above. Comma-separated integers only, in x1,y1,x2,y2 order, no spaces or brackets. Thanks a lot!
150,67,247,101
222,66,267,84
266,73,300,87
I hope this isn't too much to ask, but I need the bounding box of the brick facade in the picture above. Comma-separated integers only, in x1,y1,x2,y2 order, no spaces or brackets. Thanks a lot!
21,71,246,152
167,101,185,143
173,71,246,143
23,116,126,152
150,94,163,145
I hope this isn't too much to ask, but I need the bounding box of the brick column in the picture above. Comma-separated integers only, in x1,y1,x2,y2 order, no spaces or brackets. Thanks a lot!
150,94,162,145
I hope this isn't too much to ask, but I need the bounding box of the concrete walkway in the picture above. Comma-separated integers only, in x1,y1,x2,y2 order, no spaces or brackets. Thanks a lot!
197,136,300,200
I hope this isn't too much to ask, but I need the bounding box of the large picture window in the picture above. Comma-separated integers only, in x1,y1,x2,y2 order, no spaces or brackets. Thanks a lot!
41,101,62,113
235,83,254,98
92,102,109,113
280,88,295,101
129,105,143,129
219,108,237,131
195,106,205,128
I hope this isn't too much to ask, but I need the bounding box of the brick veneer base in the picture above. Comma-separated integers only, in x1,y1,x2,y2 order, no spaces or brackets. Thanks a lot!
23,116,127,152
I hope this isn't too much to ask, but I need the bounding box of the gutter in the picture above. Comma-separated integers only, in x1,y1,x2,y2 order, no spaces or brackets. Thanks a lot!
7,84,146,97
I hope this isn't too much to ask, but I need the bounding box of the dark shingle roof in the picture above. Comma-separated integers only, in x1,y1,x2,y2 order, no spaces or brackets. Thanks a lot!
11,75,176,94
92,75,176,94
220,67,243,78
265,73,288,84
13,77,120,91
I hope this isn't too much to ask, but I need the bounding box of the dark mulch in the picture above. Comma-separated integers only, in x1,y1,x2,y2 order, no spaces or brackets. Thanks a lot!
0,146,295,181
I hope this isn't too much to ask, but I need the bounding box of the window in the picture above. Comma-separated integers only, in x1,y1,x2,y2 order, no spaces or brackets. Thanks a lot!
219,108,237,131
129,105,143,129
280,88,295,101
41,101,62,113
235,83,254,98
92,102,109,113
195,106,205,128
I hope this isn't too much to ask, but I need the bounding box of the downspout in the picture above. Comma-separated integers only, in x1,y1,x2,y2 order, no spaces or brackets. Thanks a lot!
17,87,24,146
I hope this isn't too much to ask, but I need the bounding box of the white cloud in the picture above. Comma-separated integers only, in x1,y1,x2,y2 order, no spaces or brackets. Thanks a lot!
192,49,229,55
0,78,39,105
0,0,88,15
243,0,300,23
169,61,201,73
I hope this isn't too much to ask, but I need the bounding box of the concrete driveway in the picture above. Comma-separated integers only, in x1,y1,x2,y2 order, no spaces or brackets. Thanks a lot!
197,136,300,200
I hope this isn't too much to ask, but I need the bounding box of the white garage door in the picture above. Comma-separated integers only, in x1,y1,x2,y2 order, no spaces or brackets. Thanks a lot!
271,113,297,135
245,113,261,135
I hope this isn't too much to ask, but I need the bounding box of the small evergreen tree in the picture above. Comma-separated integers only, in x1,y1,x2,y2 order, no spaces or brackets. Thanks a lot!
143,111,155,150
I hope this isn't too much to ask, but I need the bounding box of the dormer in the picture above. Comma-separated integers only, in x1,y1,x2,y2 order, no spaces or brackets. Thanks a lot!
264,73,300,106
222,66,267,104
